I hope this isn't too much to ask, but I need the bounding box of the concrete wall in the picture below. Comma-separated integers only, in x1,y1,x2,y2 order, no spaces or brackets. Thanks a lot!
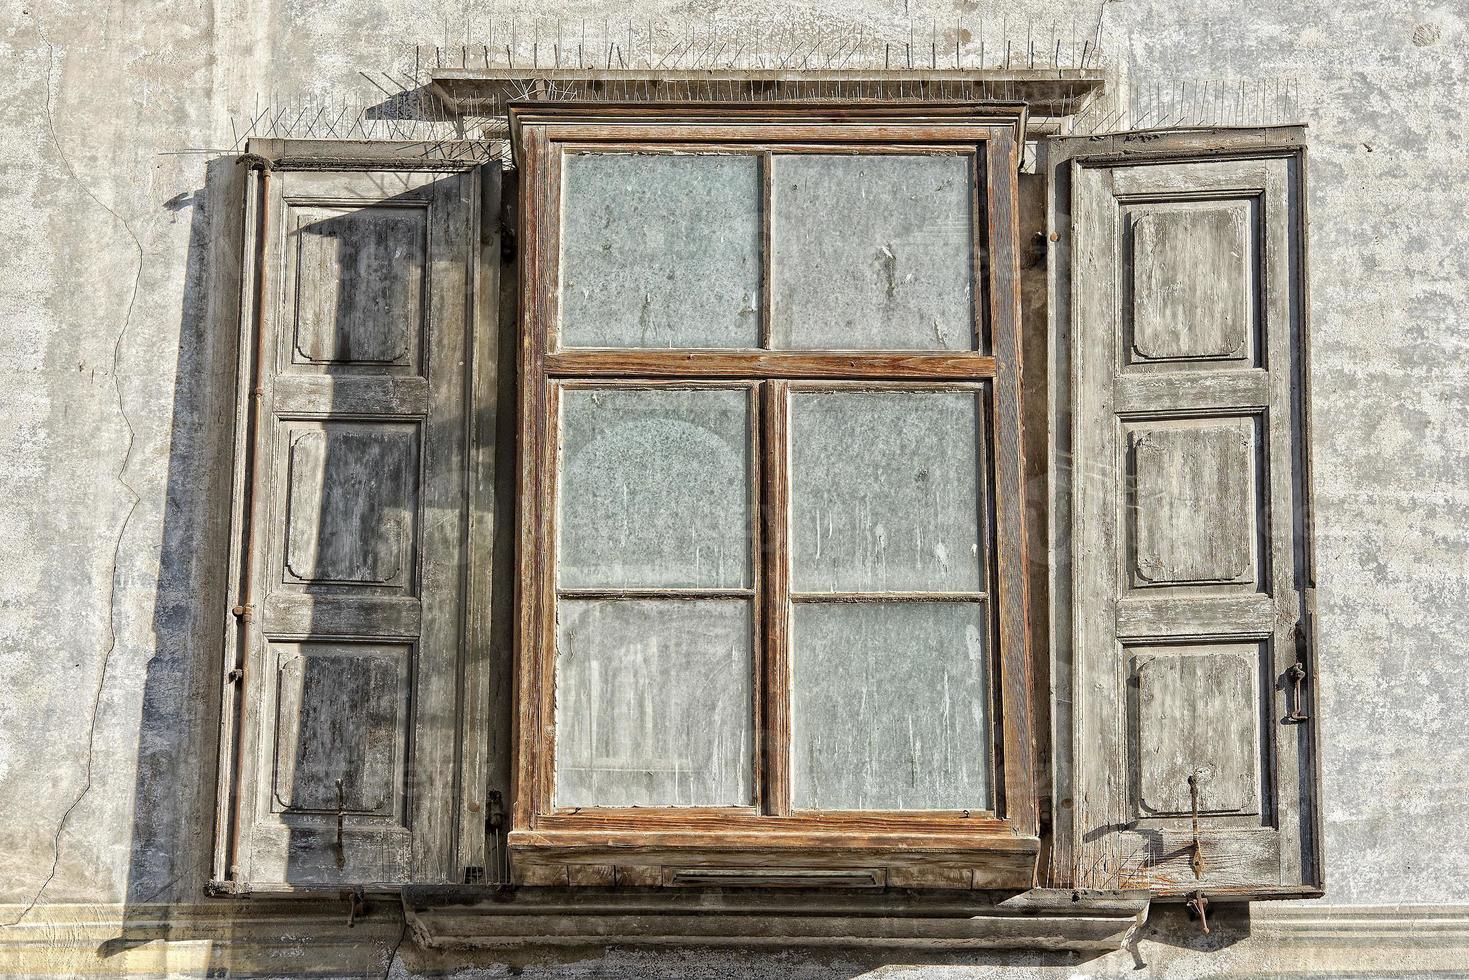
1,0,1466,975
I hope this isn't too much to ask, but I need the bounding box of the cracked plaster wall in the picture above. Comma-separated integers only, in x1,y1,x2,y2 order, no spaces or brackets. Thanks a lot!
0,0,1466,974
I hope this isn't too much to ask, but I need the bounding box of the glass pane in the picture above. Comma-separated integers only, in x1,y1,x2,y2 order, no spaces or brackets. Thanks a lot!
555,599,754,807
560,153,761,349
559,387,751,589
792,601,990,810
791,390,984,593
771,154,975,350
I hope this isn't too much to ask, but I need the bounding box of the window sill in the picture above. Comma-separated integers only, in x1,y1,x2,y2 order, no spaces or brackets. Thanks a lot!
507,828,1041,889
401,885,1150,951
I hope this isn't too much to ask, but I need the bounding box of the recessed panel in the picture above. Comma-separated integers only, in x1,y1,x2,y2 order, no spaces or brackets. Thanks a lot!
559,153,761,348
282,422,420,589
792,601,991,810
271,642,410,815
1131,645,1261,817
1127,202,1254,366
558,387,751,589
1127,418,1258,589
288,205,425,369
791,389,984,593
771,154,975,350
554,599,754,807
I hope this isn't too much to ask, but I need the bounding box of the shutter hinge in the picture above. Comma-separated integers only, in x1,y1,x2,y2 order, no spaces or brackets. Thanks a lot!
500,222,517,264
227,667,243,685
486,789,507,884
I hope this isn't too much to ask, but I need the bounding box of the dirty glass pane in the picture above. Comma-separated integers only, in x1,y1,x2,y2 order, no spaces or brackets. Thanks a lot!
559,387,751,589
791,601,990,810
770,154,975,350
560,153,761,349
791,390,984,593
555,598,754,807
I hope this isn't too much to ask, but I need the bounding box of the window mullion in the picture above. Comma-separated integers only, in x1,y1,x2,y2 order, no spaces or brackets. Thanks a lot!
760,379,792,817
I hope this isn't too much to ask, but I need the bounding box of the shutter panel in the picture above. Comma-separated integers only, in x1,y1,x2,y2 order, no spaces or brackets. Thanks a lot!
213,152,492,891
1050,129,1322,899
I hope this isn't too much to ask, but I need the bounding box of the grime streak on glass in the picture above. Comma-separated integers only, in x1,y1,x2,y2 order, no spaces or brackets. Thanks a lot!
791,601,990,810
770,154,974,351
554,598,754,807
790,389,984,593
558,153,761,349
557,386,751,589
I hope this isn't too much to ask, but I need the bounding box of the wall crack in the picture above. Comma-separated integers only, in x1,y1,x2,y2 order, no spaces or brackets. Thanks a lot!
4,23,147,928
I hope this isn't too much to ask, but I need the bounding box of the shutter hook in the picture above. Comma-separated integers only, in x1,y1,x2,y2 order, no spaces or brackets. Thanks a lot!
1187,770,1206,879
343,884,368,927
333,778,347,870
1286,661,1309,723
1186,891,1210,934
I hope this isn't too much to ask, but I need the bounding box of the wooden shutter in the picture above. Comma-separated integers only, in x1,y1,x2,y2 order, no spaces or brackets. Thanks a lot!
212,148,497,892
1049,129,1322,899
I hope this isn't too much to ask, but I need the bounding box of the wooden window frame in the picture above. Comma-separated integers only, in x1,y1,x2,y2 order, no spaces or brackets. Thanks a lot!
509,103,1038,886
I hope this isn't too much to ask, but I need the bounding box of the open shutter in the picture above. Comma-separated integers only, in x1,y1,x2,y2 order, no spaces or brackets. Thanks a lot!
212,148,496,892
1050,129,1322,900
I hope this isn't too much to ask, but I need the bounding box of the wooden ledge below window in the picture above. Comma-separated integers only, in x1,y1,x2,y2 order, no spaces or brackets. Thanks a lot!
401,885,1150,951
506,828,1042,889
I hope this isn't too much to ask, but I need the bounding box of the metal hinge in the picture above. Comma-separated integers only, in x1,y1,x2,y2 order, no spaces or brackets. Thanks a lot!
500,221,517,263
485,789,507,884
1287,620,1311,723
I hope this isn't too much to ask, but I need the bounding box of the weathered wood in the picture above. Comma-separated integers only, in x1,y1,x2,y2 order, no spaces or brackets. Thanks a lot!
760,380,793,816
456,159,505,881
404,884,1147,951
1053,130,1320,899
986,133,1040,838
1127,419,1258,588
218,150,481,890
1131,645,1262,816
512,105,1038,882
547,349,997,379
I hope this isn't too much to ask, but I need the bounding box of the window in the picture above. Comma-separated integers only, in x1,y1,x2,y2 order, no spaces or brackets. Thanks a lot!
212,114,1323,914
509,105,1038,886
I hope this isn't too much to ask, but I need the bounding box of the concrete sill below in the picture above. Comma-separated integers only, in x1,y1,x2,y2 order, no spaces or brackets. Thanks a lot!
401,885,1151,951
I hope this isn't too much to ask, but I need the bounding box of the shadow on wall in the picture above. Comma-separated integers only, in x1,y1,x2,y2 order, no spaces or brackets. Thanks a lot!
94,157,241,961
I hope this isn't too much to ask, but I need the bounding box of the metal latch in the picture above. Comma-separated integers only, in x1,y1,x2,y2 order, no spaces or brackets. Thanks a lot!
1287,621,1311,723
1187,770,1206,879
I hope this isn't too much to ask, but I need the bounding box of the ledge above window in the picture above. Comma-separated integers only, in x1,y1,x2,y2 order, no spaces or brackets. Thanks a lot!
428,66,1106,123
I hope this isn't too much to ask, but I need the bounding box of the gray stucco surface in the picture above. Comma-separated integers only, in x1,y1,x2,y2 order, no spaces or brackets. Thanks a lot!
0,0,1466,974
